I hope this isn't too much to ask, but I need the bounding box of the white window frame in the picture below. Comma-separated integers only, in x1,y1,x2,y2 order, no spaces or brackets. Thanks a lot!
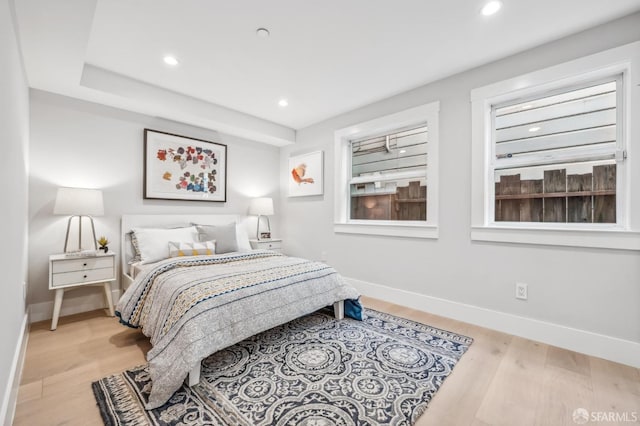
471,41,640,250
334,102,439,238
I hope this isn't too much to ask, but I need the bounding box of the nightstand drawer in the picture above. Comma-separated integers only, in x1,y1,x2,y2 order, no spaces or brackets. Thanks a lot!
51,267,115,287
262,241,282,250
52,256,114,273
250,239,282,251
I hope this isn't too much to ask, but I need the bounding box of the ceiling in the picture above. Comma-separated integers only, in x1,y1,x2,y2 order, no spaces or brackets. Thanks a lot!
14,0,640,145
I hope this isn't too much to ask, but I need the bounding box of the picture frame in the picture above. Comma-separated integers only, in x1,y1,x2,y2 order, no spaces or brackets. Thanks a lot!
144,129,227,202
288,150,323,197
260,232,272,240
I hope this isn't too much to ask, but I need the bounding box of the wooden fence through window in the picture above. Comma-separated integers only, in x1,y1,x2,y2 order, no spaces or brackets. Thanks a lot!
351,181,426,221
495,164,616,223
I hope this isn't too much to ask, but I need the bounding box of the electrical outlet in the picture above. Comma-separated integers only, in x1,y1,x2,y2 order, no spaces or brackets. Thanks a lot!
320,251,328,262
515,282,528,300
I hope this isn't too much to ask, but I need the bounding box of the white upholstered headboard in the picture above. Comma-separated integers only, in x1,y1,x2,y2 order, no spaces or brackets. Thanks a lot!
120,214,247,285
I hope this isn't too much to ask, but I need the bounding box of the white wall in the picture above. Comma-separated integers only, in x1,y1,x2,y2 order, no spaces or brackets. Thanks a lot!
28,90,281,312
280,13,640,348
0,0,29,423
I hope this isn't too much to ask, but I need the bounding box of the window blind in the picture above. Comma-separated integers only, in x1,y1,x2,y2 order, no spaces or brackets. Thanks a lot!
350,125,427,183
493,80,618,170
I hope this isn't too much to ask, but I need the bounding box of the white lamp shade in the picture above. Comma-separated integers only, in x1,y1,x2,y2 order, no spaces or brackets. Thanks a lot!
249,197,274,216
53,187,104,216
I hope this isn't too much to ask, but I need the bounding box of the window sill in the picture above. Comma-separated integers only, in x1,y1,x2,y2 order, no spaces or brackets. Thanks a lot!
471,226,640,250
334,222,438,239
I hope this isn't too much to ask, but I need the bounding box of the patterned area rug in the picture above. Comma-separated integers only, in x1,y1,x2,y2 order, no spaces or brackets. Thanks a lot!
92,308,472,425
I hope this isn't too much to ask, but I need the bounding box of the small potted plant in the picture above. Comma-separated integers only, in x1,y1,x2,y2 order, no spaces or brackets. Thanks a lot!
97,236,109,253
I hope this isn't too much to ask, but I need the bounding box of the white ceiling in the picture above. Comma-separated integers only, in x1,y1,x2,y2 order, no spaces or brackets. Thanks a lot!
14,0,640,145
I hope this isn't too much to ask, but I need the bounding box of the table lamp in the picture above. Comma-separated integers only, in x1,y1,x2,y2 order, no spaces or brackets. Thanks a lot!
53,187,104,252
249,197,274,240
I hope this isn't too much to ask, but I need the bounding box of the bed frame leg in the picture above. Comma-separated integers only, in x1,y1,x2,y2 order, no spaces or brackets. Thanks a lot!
334,300,345,320
188,364,201,387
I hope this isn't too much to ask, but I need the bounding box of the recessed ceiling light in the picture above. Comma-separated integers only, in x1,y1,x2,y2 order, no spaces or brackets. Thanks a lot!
528,126,541,132
163,56,179,66
278,99,289,107
481,1,502,16
256,28,270,38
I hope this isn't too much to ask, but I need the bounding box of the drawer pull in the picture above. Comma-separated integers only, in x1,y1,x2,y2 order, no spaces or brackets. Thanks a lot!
83,275,88,279
83,263,87,267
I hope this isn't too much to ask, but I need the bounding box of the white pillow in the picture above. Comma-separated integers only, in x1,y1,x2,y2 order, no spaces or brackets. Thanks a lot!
168,240,216,257
235,224,252,252
132,226,199,264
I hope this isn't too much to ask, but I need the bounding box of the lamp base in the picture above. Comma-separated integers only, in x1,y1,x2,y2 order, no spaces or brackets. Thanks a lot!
64,215,98,253
256,215,272,241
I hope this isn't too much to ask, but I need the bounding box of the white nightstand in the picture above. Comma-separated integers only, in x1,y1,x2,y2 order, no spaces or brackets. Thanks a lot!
250,239,283,253
48,251,116,330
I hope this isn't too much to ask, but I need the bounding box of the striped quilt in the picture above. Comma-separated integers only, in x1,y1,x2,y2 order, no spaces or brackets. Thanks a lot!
116,250,360,409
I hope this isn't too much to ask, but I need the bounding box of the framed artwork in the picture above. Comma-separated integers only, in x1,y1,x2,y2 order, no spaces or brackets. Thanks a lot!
288,150,323,197
144,129,227,202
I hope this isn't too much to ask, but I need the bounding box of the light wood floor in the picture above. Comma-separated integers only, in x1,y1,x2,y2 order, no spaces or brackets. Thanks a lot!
14,296,640,425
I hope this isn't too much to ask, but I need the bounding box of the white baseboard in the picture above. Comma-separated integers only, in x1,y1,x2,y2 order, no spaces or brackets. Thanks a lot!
1,313,28,426
29,289,121,324
347,277,640,368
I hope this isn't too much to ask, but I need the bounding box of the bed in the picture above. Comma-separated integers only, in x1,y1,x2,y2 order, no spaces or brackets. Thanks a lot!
117,214,361,409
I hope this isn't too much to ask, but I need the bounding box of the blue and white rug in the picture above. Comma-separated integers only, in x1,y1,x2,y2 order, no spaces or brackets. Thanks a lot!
92,308,472,425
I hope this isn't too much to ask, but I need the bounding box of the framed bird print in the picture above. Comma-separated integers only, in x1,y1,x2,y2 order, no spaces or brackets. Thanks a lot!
288,150,323,197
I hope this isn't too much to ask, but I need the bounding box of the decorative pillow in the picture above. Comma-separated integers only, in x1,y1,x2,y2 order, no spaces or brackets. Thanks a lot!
132,226,199,264
197,223,238,254
129,232,142,264
168,240,216,257
195,223,252,253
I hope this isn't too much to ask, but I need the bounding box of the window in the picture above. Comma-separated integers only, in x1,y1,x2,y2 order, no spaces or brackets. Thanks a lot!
350,125,427,222
492,79,621,224
471,42,640,250
334,102,439,238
